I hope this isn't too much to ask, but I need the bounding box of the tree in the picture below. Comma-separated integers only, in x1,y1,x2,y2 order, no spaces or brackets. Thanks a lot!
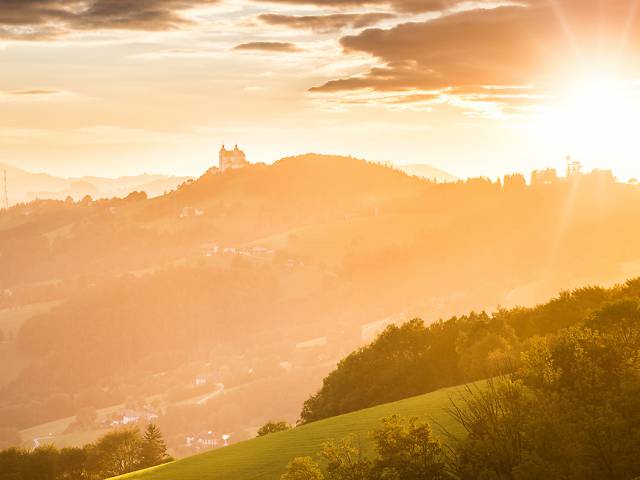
0,427,21,450
586,299,640,350
448,319,640,480
93,428,142,477
530,168,558,185
0,447,27,480
372,415,447,480
23,445,59,480
140,424,171,468
58,447,88,480
257,420,291,437
503,174,526,190
321,436,372,480
446,378,531,480
281,457,325,480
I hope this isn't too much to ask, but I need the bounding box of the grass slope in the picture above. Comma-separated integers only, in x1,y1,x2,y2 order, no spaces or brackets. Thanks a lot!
114,384,467,480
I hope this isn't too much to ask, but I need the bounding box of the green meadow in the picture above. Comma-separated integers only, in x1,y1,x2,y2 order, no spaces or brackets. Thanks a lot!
114,383,468,480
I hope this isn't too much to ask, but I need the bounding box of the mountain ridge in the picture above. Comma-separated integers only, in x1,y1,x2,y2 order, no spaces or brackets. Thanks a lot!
0,161,192,205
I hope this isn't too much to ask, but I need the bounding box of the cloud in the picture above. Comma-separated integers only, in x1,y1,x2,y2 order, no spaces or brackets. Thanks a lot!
0,0,220,40
233,41,302,52
258,12,396,32
0,88,69,102
252,0,485,14
8,89,62,96
310,1,640,101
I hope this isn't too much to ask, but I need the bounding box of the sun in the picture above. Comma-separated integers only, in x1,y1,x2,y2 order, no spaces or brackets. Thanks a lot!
539,70,640,179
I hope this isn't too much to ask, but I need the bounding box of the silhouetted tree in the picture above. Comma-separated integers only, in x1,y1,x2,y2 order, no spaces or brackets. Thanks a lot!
93,428,142,477
140,424,171,468
257,420,291,437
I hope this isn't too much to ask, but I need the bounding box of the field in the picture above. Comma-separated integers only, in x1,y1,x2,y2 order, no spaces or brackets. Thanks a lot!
18,383,229,449
114,383,469,480
19,403,127,449
0,301,62,337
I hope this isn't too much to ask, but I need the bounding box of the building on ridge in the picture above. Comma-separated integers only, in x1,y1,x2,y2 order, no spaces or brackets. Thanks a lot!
219,144,248,171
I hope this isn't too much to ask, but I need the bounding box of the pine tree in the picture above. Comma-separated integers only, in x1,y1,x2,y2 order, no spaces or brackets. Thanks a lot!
140,423,170,468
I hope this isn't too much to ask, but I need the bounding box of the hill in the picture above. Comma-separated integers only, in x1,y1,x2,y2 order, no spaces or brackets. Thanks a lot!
3,155,640,455
112,383,466,480
0,161,191,206
395,163,458,182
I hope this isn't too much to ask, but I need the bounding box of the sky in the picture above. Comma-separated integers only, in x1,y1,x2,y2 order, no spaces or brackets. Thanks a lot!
1,0,640,180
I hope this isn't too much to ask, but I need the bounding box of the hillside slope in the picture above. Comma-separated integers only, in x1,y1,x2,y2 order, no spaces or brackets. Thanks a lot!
113,383,467,480
396,163,458,182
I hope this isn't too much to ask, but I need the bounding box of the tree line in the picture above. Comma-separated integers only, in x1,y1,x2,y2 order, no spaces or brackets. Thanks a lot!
283,299,640,479
299,279,640,423
0,424,172,480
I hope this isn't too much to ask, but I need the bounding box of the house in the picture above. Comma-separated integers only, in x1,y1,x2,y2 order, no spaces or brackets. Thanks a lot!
110,409,158,426
180,206,205,218
198,431,217,447
186,431,218,449
200,243,219,256
251,246,272,254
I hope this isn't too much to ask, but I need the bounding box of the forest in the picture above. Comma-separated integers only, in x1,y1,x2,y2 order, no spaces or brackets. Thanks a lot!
299,279,640,423
284,293,640,479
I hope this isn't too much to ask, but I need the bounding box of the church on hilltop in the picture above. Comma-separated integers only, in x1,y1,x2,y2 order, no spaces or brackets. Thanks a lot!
219,144,248,172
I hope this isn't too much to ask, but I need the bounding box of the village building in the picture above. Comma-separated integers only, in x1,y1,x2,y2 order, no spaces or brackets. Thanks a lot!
110,409,158,426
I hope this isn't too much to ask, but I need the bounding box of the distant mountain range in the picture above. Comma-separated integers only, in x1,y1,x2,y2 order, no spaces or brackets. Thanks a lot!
0,160,457,206
0,162,193,206
395,164,458,183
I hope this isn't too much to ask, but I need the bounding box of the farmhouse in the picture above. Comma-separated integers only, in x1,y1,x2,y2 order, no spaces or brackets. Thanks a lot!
110,409,158,426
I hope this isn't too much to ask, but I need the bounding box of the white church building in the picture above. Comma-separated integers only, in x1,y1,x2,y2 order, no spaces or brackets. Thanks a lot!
219,144,248,172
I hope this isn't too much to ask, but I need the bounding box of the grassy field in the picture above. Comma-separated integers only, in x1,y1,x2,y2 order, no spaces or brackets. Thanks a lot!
19,402,136,449
0,301,62,337
114,383,468,480
18,385,228,450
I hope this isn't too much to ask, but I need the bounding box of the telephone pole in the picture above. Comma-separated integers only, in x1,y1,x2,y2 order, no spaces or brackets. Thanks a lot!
2,170,8,210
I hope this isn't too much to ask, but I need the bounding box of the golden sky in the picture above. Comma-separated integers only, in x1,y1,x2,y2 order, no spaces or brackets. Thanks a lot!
1,0,640,180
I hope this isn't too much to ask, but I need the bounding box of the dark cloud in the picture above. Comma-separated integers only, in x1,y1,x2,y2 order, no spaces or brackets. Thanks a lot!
233,41,302,52
311,1,640,96
258,12,395,32
252,0,482,14
387,92,440,104
8,89,62,95
0,0,219,40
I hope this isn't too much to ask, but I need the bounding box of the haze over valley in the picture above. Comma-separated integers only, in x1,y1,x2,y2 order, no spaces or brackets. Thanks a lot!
3,0,640,478
1,152,640,464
